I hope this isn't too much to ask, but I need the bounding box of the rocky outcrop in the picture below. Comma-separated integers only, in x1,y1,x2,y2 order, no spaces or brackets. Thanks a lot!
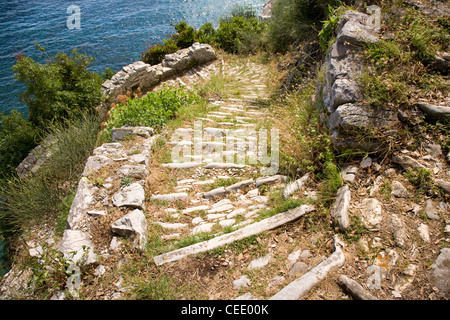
99,42,216,120
317,8,398,151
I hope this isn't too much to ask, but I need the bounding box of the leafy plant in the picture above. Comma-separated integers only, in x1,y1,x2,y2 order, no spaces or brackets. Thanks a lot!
104,86,198,133
13,43,103,129
0,110,40,179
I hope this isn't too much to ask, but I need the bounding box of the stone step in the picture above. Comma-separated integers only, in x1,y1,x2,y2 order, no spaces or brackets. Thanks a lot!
153,205,315,266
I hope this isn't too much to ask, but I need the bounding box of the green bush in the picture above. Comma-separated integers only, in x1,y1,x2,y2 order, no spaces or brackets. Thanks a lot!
0,110,40,179
105,86,199,132
216,15,267,54
13,44,103,129
142,38,179,66
267,0,354,53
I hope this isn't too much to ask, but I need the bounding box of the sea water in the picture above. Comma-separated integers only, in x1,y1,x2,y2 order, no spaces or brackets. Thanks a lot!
0,0,266,115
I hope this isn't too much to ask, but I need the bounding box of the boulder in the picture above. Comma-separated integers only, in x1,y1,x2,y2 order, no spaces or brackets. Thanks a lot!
430,248,450,298
360,198,383,229
415,102,450,121
58,229,97,265
112,183,146,209
330,185,351,231
66,177,97,228
111,209,148,250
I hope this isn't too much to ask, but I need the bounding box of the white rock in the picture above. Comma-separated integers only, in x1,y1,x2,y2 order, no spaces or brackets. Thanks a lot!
233,275,251,290
227,208,247,219
391,181,409,198
182,205,209,214
360,198,383,229
111,209,148,250
247,253,272,270
417,223,430,242
207,204,234,213
219,219,236,228
112,183,145,209
151,193,188,202
154,222,187,230
58,229,97,265
192,217,204,225
191,223,214,235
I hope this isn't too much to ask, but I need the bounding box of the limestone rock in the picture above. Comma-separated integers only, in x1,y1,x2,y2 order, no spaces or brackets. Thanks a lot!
415,102,450,121
424,199,441,220
116,164,147,179
430,248,450,298
436,179,450,195
391,181,409,198
112,183,146,209
150,193,188,202
111,126,154,141
233,275,251,290
282,173,311,199
392,154,425,170
391,214,408,248
111,209,148,250
247,253,272,270
67,177,97,228
330,185,351,231
58,229,97,265
360,198,383,229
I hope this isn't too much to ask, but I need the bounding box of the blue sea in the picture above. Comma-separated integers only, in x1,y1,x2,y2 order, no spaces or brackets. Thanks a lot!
0,0,266,116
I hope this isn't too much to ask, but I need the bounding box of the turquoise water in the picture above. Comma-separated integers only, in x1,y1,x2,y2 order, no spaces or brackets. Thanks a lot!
0,0,266,116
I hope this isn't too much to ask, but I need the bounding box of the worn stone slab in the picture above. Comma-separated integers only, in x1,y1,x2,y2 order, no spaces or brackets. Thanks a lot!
151,193,188,202
360,198,383,229
416,102,450,121
191,223,215,235
204,162,247,169
269,246,345,300
282,173,310,199
203,187,228,199
111,209,148,250
182,205,209,214
225,179,255,192
112,183,145,209
67,177,98,228
255,175,288,187
116,164,147,179
58,229,97,265
207,204,234,214
83,155,112,176
330,185,351,231
436,179,450,194
154,205,314,266
430,248,450,298
338,275,378,300
247,253,272,270
392,154,425,170
154,222,188,230
161,162,201,169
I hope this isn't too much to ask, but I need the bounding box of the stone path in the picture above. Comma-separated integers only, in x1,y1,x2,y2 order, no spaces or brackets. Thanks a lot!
149,59,283,242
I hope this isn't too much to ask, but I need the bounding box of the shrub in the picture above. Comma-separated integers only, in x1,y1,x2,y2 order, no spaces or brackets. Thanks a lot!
142,38,179,66
216,15,267,54
0,111,40,179
12,43,103,129
104,86,199,132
